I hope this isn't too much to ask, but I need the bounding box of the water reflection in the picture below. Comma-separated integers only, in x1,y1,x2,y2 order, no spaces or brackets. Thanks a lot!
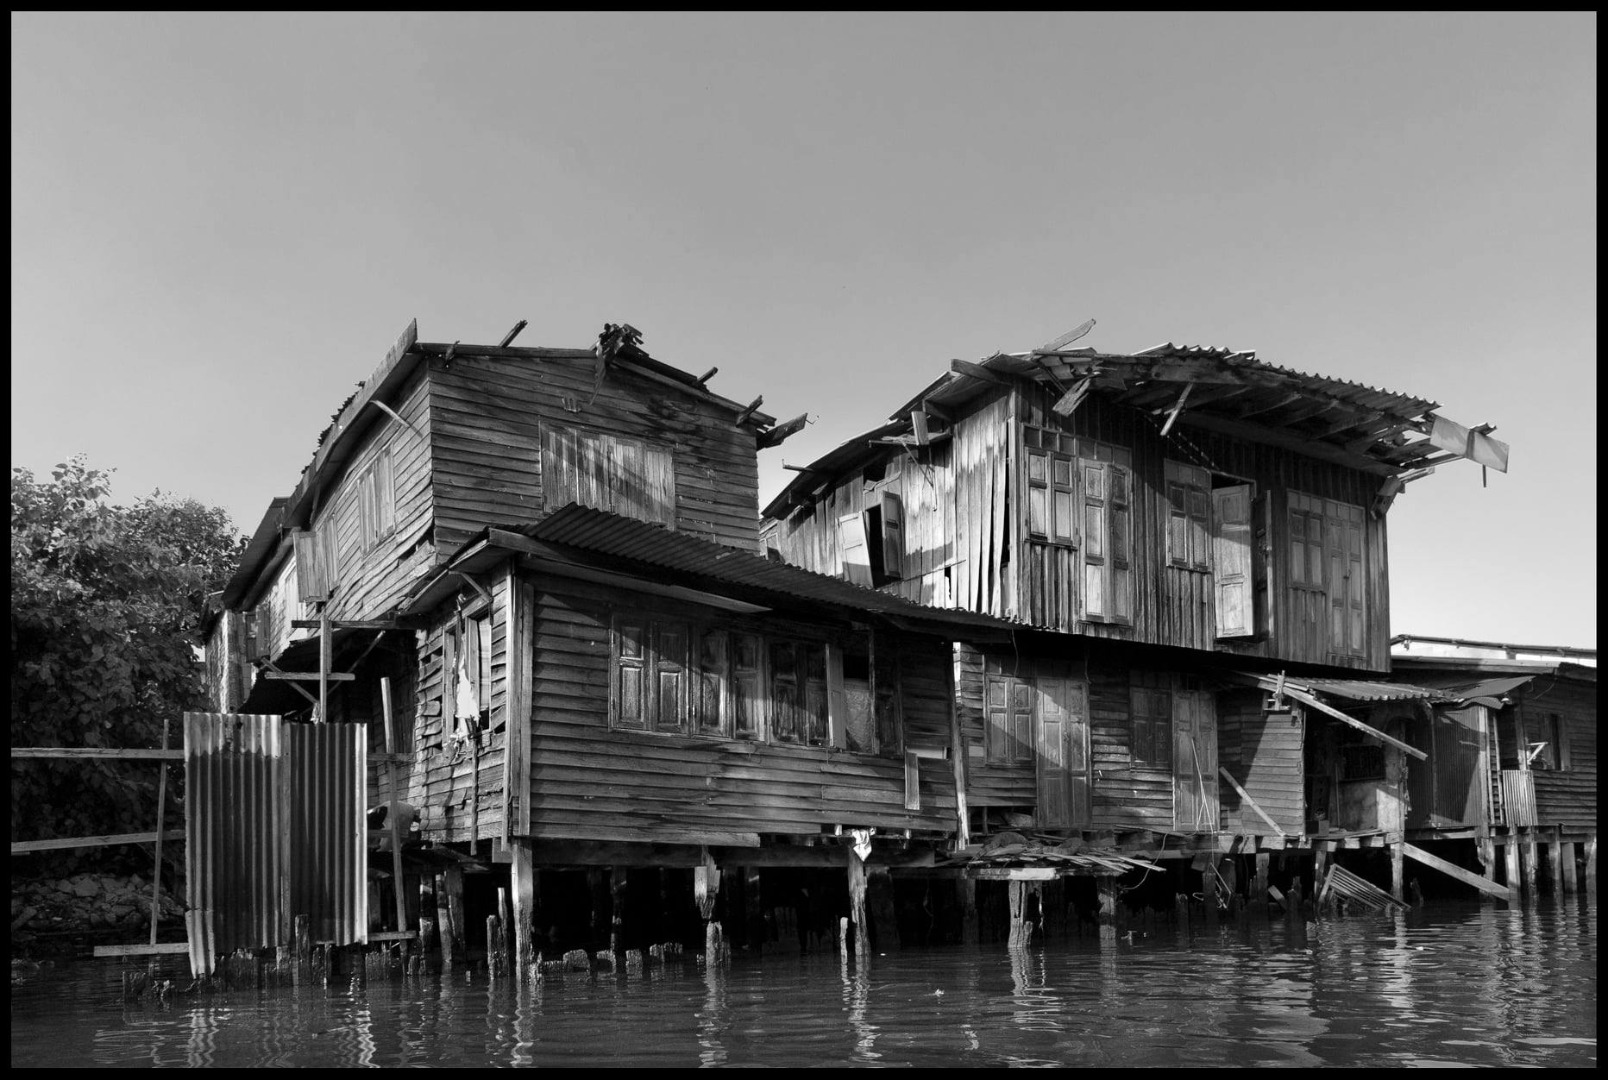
11,898,1596,1069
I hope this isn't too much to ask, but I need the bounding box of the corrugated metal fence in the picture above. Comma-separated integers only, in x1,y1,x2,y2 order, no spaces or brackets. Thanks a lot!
184,713,367,976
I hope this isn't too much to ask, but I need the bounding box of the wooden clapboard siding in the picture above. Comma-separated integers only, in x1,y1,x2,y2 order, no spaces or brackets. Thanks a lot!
1217,689,1304,834
520,578,958,844
1516,681,1597,836
429,354,760,556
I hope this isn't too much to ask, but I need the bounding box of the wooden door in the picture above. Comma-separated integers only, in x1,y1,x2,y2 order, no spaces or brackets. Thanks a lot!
1173,690,1220,831
1036,678,1091,829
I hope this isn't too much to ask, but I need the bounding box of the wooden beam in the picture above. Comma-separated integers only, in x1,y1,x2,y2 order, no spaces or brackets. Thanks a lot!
11,747,183,760
966,866,1061,881
949,358,1011,386
1175,411,1399,476
367,398,424,439
734,396,764,426
1401,842,1512,901
909,410,930,446
1217,766,1286,836
1158,382,1195,438
263,670,356,682
920,398,952,423
1282,686,1427,760
871,431,951,446
93,942,191,957
1030,318,1095,354
498,319,528,348
290,619,400,630
696,366,718,386
14,830,185,854
757,412,808,449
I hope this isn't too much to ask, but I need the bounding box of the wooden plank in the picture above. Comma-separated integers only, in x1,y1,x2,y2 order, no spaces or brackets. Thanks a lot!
1401,842,1511,901
11,747,184,760
14,830,185,854
93,942,191,957
966,866,1061,881
950,359,1012,387
263,670,356,682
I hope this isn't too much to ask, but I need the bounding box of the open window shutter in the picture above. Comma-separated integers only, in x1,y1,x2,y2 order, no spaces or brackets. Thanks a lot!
880,491,904,580
1166,481,1190,568
984,675,1009,761
839,513,872,586
1051,455,1076,545
1080,461,1108,619
1027,449,1049,538
1188,487,1210,569
614,621,648,730
1109,465,1133,623
654,623,688,732
1213,484,1255,638
731,633,764,739
459,614,482,718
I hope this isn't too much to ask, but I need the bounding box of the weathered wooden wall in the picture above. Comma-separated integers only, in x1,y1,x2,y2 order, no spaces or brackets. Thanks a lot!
1217,690,1305,835
429,354,761,557
1516,681,1596,840
520,578,959,845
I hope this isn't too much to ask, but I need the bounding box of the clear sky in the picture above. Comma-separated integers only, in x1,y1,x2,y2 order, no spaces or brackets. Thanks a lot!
11,13,1596,648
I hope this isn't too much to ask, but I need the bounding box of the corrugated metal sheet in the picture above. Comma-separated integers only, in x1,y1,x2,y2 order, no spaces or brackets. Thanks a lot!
1501,769,1537,827
1301,678,1452,703
498,505,1023,636
184,713,366,977
1438,676,1536,705
287,722,368,948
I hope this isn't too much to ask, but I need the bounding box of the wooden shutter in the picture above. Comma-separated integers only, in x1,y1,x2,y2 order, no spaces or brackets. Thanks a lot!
614,621,648,730
770,641,800,742
1172,691,1219,831
1036,678,1070,827
880,491,904,580
293,529,328,602
1027,449,1049,538
653,623,687,732
839,513,873,586
1213,484,1255,638
984,675,1032,764
1109,464,1133,623
696,629,727,735
731,633,764,739
804,643,829,746
1051,455,1076,546
376,450,394,538
1080,461,1108,619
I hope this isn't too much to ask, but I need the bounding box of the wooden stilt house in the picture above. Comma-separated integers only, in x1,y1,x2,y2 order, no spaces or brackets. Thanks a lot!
761,337,1512,898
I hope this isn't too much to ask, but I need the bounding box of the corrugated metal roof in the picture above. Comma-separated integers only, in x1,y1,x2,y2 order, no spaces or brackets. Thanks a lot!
1438,676,1537,703
1301,678,1453,703
510,505,1022,637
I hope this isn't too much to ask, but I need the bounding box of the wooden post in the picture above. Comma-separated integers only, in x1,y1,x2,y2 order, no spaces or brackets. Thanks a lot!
487,913,505,979
1286,876,1303,923
1584,835,1597,897
957,877,979,946
1313,845,1328,913
513,842,537,982
1391,833,1405,903
867,866,899,952
149,715,171,947
1174,890,1190,935
695,849,723,963
418,876,437,955
1097,877,1118,943
1007,880,1029,949
587,869,609,947
441,867,466,968
1477,826,1498,906
381,678,408,936
1203,864,1219,928
1548,828,1565,897
611,867,629,956
1505,830,1522,901
1254,852,1270,916
1523,828,1539,900
294,913,311,986
847,851,869,959
1560,840,1579,895
743,867,764,952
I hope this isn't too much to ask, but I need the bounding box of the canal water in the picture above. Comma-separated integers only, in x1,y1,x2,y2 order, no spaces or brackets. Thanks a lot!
11,898,1595,1068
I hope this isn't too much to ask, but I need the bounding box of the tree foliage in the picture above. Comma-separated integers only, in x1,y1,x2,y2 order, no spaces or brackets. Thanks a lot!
11,457,245,871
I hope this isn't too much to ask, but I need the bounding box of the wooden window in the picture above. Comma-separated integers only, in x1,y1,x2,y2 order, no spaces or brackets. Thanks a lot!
984,675,1034,764
544,427,675,527
1288,492,1367,659
1130,683,1172,768
1532,713,1570,771
356,447,396,555
862,491,904,583
610,617,687,732
1164,461,1211,571
838,513,873,586
449,609,492,736
695,628,729,736
1080,458,1133,623
731,632,765,739
1027,450,1077,546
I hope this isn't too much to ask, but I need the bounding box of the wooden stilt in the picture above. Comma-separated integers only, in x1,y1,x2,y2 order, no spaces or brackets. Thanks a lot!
695,849,723,963
1097,877,1118,943
1584,835,1597,896
1505,830,1522,901
1286,876,1303,922
867,866,899,952
294,913,311,986
847,851,869,959
1007,880,1030,949
419,877,438,956
1560,841,1579,894
1203,864,1219,928
744,867,764,953
1521,828,1539,900
588,869,608,946
611,866,628,956
1477,826,1498,906
442,866,466,968
487,913,505,979
1254,853,1270,916
1391,834,1405,902
513,842,537,981
1174,890,1190,937
1548,829,1565,897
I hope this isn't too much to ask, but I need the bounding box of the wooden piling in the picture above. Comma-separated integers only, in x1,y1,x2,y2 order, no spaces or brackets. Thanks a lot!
487,913,506,979
847,850,869,959
1560,841,1579,894
1477,827,1498,905
867,866,899,952
513,842,537,981
957,877,978,945
1007,881,1030,949
1548,829,1565,897
294,914,311,986
1584,835,1597,896
744,867,764,952
1522,828,1539,900
441,867,466,968
1097,877,1118,943
1391,834,1405,902
1254,853,1270,915
1504,831,1522,902
419,876,438,956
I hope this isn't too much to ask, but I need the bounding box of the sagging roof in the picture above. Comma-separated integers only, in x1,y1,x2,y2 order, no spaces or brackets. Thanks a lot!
765,335,1508,518
408,503,1022,640
1391,632,1597,665
222,319,783,608
1435,675,1538,708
